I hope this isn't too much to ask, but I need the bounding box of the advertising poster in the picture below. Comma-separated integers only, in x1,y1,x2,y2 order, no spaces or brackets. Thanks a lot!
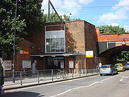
2,60,12,71
69,61,74,68
22,60,31,69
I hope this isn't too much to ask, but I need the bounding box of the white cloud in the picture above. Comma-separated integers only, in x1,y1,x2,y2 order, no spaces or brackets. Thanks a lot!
41,0,63,14
124,26,129,32
78,0,94,4
110,23,119,26
113,0,129,10
41,0,94,16
97,0,129,25
98,9,128,24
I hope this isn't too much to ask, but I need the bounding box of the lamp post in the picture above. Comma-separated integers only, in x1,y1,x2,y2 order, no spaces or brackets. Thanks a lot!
12,0,18,83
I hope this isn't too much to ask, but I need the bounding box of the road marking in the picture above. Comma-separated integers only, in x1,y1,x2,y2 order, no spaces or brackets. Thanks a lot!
50,82,98,97
120,76,129,82
50,76,116,97
100,76,116,82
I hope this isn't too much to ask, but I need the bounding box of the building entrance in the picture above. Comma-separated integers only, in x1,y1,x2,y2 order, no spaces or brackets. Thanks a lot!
46,57,65,69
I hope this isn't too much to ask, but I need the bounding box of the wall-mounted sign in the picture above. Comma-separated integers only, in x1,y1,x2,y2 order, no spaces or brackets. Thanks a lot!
2,60,12,70
22,60,31,68
20,50,29,55
60,61,64,69
69,61,74,68
86,51,94,58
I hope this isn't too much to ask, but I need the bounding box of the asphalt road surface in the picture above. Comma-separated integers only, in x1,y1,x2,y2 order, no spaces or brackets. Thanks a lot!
3,70,129,97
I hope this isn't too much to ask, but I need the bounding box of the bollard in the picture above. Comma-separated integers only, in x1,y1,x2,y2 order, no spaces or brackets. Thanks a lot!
37,71,40,84
20,71,22,85
51,69,54,82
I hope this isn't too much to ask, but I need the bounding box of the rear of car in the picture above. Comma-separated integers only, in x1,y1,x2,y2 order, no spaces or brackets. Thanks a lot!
100,64,117,76
115,63,125,71
124,63,129,70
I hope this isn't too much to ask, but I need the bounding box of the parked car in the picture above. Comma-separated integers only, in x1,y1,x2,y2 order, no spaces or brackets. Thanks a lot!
124,63,129,70
115,63,125,71
100,64,117,76
0,62,4,96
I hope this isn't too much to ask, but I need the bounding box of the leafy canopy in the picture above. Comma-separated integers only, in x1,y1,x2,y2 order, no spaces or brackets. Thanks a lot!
98,25,126,34
42,12,71,23
0,0,43,59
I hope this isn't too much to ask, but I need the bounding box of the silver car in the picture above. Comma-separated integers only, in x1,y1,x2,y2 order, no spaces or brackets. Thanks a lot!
100,64,118,76
125,63,129,70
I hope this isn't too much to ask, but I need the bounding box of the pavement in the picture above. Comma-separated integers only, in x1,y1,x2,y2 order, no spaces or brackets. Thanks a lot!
4,72,98,90
4,70,129,97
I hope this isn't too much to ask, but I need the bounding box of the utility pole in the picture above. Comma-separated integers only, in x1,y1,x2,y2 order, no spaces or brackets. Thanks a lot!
48,0,51,22
48,0,62,22
12,0,18,83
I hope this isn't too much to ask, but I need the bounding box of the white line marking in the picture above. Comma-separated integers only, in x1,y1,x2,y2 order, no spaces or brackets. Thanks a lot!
50,82,98,97
120,76,129,82
50,76,116,97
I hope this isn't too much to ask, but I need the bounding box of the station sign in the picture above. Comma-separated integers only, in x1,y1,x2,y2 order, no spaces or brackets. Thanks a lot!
85,51,94,58
20,50,29,55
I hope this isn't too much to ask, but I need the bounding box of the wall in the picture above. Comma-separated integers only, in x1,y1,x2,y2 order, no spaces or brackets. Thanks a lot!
84,22,98,69
65,21,85,52
16,21,98,70
65,21,98,69
16,40,36,70
96,28,129,42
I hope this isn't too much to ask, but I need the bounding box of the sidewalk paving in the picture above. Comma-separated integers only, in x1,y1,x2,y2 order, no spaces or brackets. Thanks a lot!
4,72,99,90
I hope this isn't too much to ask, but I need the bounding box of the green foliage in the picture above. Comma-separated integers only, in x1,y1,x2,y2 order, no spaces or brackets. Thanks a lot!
42,12,71,23
0,0,43,59
115,51,129,62
98,25,126,34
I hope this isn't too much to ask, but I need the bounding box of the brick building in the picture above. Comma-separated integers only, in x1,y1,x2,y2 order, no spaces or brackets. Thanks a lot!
16,20,98,71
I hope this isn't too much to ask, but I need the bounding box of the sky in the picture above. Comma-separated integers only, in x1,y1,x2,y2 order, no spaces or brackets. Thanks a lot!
41,0,129,31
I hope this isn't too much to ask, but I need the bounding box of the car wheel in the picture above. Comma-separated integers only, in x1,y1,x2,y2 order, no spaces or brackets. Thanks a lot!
100,74,103,76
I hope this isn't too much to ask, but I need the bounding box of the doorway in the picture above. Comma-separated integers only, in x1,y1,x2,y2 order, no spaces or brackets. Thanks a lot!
46,57,65,69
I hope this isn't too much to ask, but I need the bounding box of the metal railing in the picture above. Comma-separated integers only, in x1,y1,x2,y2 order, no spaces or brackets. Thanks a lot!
4,69,99,88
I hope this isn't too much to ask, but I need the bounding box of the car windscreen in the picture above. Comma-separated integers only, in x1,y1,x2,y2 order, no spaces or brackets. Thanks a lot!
101,65,110,68
125,63,129,65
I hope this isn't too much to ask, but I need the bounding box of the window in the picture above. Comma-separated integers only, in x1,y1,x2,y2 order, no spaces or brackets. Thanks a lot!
45,30,65,53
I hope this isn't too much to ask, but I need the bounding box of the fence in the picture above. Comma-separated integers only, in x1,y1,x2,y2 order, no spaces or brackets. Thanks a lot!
4,69,99,88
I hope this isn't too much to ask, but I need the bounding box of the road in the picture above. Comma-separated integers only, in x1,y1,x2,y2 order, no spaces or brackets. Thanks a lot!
3,70,129,97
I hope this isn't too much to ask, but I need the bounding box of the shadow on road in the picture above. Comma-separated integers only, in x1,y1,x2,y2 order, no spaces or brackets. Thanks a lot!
2,91,44,97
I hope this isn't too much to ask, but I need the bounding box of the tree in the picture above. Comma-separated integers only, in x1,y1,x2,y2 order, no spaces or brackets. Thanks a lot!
0,0,43,59
98,25,126,34
115,51,129,62
42,12,71,23
16,0,43,33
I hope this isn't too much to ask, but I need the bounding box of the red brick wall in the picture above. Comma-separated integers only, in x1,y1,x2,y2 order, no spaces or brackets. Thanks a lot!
84,22,98,69
16,21,98,70
65,21,97,69
16,40,36,70
65,21,85,52
96,28,129,42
